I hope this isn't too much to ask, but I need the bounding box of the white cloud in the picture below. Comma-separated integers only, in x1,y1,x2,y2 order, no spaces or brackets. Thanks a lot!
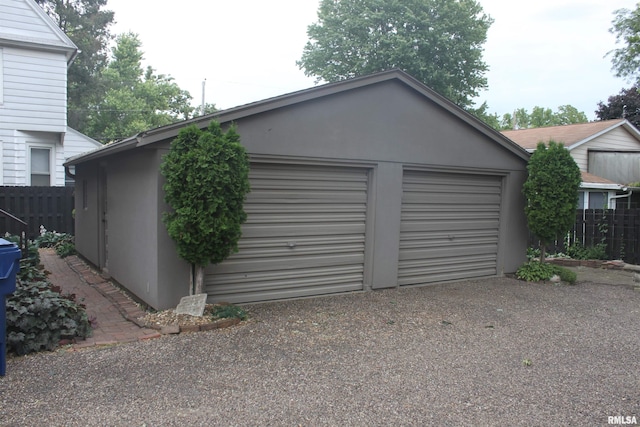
108,0,637,119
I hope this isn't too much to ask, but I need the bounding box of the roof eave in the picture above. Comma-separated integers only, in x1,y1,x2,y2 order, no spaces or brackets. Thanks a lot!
0,37,77,63
63,136,140,166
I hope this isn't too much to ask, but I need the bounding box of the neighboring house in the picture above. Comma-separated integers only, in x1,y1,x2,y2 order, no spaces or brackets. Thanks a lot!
0,0,101,187
66,70,531,310
503,119,640,209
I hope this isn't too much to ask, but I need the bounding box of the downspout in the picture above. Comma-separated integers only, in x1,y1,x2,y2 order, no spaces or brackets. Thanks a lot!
610,188,633,209
65,165,75,181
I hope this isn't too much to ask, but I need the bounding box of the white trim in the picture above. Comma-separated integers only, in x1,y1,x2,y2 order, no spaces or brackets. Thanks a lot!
27,143,55,186
568,120,640,151
580,182,623,190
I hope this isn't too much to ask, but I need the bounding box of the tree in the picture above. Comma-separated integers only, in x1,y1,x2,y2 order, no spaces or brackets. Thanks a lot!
498,105,588,130
595,87,640,128
522,141,581,262
609,5,640,82
298,0,493,109
161,122,251,295
35,0,115,132
85,33,194,142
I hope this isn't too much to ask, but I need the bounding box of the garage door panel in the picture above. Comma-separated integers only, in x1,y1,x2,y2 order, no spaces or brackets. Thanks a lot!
398,170,502,286
400,244,498,260
403,193,501,205
205,163,369,303
209,265,363,290
241,223,366,238
211,253,365,274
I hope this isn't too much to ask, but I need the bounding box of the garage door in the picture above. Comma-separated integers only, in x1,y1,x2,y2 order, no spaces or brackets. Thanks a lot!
398,170,502,286
205,163,369,303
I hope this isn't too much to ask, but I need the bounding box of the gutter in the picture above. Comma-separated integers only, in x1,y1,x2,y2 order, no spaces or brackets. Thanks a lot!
610,188,634,209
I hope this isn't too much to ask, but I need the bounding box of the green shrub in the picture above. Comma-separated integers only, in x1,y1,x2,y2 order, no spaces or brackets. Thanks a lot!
516,261,557,282
516,261,577,284
2,233,39,267
526,246,541,260
6,278,92,355
36,229,76,258
564,242,607,260
210,304,248,321
551,265,577,285
55,241,76,258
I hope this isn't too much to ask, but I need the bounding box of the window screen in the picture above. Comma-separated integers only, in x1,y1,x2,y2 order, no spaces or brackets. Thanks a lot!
31,148,51,186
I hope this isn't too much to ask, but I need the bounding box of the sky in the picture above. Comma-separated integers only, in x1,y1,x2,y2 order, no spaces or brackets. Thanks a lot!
106,0,638,120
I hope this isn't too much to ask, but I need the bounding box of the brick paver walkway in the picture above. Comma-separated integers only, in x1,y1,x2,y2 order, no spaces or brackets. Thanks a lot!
39,249,161,349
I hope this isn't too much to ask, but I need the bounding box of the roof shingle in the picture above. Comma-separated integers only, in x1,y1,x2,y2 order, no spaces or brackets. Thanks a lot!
502,119,625,150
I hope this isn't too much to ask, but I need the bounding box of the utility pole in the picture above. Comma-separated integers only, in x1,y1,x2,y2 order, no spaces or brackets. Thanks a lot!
201,79,206,116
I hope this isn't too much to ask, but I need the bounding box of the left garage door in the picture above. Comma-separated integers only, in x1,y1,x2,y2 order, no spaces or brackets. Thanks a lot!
204,163,369,303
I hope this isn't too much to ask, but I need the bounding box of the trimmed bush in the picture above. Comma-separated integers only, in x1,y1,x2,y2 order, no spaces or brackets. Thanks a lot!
516,261,577,285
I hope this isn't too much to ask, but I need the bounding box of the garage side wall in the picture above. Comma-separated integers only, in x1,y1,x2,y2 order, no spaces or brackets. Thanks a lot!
99,150,161,307
74,162,100,267
154,148,191,309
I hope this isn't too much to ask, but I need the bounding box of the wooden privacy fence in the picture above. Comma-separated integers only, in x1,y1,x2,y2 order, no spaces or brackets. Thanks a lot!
0,186,74,239
536,209,640,265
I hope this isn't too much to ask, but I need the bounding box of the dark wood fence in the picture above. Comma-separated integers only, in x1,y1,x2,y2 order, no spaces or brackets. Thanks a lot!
534,209,640,264
0,186,74,239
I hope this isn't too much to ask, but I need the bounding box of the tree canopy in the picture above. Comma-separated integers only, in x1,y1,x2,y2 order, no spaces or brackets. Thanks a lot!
298,0,493,109
609,4,640,82
85,33,194,143
498,105,588,130
35,0,115,132
522,141,581,262
161,122,251,295
595,87,640,128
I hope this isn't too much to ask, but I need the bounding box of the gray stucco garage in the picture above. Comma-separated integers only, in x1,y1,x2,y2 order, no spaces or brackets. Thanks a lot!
66,70,530,310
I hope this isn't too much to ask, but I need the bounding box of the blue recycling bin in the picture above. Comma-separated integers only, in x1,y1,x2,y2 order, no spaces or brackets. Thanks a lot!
0,238,21,376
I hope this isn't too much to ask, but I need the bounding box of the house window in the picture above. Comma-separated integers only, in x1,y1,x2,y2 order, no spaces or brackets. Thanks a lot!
577,191,585,209
588,192,607,209
30,148,51,186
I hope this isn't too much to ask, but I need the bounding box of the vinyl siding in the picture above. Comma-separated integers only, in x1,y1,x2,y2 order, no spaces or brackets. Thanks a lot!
0,0,66,45
571,127,640,171
64,129,102,159
0,47,67,132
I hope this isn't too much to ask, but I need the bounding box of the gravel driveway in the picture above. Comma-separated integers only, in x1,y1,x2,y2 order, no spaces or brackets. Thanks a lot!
1,272,639,426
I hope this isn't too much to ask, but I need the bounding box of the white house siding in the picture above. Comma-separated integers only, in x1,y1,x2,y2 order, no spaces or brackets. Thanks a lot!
63,128,102,185
0,0,66,45
570,127,640,171
0,47,67,132
0,0,78,186
63,128,102,159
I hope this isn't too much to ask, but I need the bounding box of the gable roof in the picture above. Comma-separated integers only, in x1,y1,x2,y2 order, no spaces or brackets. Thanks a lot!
0,0,78,64
66,69,530,166
502,119,640,151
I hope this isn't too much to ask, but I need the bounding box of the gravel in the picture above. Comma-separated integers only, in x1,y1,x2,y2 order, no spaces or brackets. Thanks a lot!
1,272,639,426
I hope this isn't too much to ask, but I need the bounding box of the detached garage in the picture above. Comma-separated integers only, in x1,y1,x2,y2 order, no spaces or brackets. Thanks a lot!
66,70,530,310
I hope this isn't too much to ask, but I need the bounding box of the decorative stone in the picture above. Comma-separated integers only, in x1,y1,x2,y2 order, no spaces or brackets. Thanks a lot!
175,294,208,317
160,325,180,335
216,318,241,329
179,324,201,333
199,323,220,332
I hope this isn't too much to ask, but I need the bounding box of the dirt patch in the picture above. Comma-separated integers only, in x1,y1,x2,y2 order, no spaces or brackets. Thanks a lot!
564,264,640,288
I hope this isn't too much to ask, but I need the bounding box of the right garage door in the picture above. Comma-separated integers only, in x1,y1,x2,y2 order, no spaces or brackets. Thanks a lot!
398,170,503,286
